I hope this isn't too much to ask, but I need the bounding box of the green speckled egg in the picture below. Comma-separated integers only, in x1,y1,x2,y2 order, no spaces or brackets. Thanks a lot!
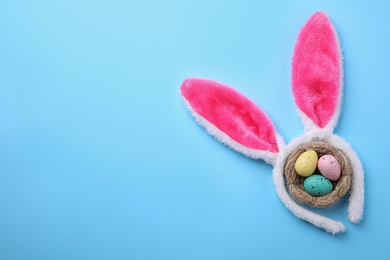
304,175,333,196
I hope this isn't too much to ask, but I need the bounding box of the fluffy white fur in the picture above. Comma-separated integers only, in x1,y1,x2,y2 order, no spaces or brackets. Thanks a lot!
324,133,364,223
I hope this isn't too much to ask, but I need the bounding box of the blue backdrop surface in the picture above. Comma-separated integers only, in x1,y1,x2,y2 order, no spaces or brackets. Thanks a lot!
0,0,389,259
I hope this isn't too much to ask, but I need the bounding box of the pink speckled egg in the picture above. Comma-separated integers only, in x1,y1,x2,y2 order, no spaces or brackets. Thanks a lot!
318,155,341,181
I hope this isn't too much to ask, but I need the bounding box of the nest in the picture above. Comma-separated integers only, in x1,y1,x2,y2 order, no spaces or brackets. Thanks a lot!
284,142,352,208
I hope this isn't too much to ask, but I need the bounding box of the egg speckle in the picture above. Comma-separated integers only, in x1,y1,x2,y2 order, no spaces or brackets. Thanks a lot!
318,155,341,181
294,150,318,177
304,175,333,196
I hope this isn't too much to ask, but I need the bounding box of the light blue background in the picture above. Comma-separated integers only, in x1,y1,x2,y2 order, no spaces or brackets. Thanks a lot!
0,0,389,259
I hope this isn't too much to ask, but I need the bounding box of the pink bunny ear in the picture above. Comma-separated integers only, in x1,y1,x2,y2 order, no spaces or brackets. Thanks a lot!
181,78,281,163
292,11,342,130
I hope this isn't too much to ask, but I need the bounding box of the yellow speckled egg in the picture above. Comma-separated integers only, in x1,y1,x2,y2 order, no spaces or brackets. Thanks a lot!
294,150,318,177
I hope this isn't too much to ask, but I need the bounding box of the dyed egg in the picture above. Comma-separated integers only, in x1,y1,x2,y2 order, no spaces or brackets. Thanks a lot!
318,155,341,181
294,150,318,177
304,175,333,196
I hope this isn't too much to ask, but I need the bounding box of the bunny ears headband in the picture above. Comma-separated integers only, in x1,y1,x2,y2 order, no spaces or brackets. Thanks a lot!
180,12,364,234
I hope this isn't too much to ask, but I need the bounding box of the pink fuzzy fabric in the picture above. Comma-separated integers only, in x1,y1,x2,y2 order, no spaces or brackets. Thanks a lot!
181,78,279,153
292,11,341,128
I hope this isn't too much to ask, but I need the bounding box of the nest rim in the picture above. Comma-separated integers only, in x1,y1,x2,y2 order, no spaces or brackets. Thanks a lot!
284,142,352,208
